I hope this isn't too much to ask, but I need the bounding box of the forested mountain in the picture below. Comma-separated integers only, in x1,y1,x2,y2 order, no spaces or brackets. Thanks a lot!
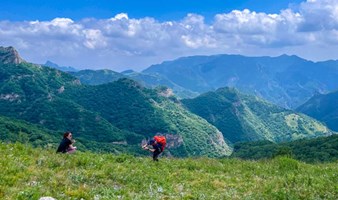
1,46,336,158
232,134,338,163
0,54,132,153
69,69,125,85
297,90,338,131
144,54,338,108
182,87,334,144
0,115,60,147
0,47,231,157
60,78,232,157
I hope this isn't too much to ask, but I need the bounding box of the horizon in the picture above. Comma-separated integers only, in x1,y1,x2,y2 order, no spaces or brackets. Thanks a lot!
3,45,338,73
1,0,338,71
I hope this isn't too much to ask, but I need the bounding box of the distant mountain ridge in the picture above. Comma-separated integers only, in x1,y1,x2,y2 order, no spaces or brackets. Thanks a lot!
143,54,338,108
70,69,199,99
54,53,338,109
44,60,78,72
297,90,338,131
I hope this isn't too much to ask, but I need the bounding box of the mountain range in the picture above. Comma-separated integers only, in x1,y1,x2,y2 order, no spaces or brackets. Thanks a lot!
67,57,338,136
0,46,336,157
70,69,199,99
0,46,231,157
143,54,338,109
65,54,338,110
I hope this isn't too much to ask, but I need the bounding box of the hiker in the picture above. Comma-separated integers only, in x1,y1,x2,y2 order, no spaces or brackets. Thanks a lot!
142,135,166,161
56,131,77,153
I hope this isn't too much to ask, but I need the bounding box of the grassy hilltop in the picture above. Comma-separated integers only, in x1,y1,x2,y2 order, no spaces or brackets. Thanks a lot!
1,142,337,200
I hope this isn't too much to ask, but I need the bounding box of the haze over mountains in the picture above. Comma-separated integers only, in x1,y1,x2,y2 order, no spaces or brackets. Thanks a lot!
143,54,338,109
60,53,338,110
44,60,78,72
0,46,337,157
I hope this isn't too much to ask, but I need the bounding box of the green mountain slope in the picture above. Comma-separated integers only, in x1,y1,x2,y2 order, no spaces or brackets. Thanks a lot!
297,90,338,131
0,47,231,157
0,115,60,147
0,61,135,153
62,78,231,157
232,134,338,163
69,69,125,85
182,87,334,144
0,142,337,199
144,54,338,108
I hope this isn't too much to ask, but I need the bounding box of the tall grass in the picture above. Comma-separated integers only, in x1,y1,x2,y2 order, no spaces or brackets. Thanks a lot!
0,142,337,199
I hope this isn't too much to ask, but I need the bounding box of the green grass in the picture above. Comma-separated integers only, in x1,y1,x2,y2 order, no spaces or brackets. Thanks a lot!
0,142,337,200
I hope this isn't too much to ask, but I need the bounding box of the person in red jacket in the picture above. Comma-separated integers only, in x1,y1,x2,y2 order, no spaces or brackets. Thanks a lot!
142,136,166,161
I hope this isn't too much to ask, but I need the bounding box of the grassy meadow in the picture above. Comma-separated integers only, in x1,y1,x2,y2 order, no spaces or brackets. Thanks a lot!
0,142,337,200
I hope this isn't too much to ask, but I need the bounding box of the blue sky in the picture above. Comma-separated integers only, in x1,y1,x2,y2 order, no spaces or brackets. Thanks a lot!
0,0,337,71
1,0,303,21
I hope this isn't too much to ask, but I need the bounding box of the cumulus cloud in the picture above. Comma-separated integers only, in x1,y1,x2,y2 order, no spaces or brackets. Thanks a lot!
0,0,338,71
83,29,107,49
298,0,338,31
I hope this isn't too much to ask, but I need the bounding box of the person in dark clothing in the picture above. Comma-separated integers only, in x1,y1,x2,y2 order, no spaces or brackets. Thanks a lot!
56,131,77,153
142,136,166,161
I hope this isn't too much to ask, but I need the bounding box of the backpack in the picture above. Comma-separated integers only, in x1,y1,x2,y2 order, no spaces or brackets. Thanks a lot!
154,136,166,151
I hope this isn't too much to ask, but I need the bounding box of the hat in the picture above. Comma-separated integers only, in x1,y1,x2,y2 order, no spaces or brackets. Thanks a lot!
148,139,156,145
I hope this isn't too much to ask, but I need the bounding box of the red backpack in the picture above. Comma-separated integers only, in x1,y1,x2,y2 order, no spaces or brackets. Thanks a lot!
154,136,166,151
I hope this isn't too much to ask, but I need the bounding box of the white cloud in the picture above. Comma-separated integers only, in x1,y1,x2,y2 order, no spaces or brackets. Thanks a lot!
180,14,217,48
1,0,338,71
299,0,338,31
50,18,74,27
83,29,107,49
111,13,129,20
214,9,278,35
213,8,306,47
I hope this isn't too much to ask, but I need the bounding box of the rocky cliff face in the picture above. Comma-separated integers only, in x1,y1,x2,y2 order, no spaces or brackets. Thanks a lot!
0,46,25,64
